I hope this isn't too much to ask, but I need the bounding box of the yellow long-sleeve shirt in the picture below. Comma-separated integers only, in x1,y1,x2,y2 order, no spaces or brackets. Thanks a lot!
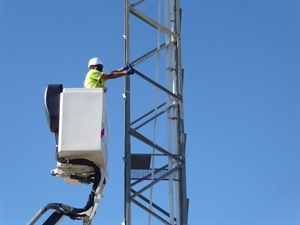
84,69,105,88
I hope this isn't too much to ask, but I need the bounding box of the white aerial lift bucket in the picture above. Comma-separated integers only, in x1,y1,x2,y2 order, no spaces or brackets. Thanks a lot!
28,86,108,225
52,88,109,184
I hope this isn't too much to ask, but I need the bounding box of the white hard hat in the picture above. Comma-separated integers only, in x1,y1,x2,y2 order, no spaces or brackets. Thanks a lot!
88,57,103,68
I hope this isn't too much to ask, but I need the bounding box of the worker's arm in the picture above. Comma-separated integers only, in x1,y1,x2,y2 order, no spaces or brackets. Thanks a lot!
111,63,133,73
111,67,127,72
102,71,128,80
102,65,134,80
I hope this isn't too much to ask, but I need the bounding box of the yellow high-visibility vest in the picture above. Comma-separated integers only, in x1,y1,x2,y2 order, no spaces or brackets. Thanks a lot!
84,69,105,88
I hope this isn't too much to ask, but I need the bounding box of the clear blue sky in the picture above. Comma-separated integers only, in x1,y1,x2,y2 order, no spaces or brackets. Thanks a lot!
1,0,299,225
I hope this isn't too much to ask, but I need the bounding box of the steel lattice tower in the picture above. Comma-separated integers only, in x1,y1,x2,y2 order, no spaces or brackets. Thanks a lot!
124,1,188,225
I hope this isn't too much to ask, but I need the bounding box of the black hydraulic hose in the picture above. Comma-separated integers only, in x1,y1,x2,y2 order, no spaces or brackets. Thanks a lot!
46,157,101,220
67,158,101,214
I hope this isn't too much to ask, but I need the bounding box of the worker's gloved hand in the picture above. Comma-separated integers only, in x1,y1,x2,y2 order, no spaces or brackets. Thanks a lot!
123,63,131,70
126,64,135,75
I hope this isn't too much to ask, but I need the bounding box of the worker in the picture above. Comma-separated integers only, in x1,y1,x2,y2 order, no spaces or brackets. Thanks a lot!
84,57,134,89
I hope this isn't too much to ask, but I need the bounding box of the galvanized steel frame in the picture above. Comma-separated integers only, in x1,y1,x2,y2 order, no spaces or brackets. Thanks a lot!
124,1,188,224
